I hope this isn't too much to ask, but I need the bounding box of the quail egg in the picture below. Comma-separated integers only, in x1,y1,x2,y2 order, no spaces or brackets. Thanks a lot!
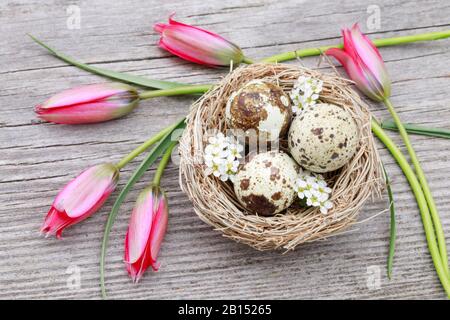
226,80,291,142
233,151,298,216
288,103,359,173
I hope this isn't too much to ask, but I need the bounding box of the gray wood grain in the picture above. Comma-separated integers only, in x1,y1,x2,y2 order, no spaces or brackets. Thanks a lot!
0,0,449,299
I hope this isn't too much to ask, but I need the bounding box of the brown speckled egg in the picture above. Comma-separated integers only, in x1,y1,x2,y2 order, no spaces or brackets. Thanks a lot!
226,80,292,142
233,151,298,216
288,103,359,173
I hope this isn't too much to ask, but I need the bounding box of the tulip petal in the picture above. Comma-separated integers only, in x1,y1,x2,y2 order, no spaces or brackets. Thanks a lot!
326,47,384,101
36,99,138,124
342,28,357,61
350,24,390,88
150,193,168,264
41,164,118,238
124,186,169,282
40,207,73,238
54,166,115,218
40,84,126,110
127,193,154,264
35,83,139,124
352,24,382,59
153,15,243,67
53,164,118,218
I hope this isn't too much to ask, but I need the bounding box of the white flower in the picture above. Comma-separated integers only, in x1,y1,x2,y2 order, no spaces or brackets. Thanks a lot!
306,193,321,207
204,132,243,182
207,132,230,151
290,76,323,114
228,143,244,159
219,159,240,182
305,77,323,94
319,200,333,215
295,178,308,199
295,170,333,212
204,162,222,178
316,179,332,195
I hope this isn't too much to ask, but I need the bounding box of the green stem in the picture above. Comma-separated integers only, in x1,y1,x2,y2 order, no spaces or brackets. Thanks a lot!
115,123,177,170
262,29,450,63
382,164,396,280
138,84,213,100
152,141,177,186
242,56,255,64
383,98,449,277
371,119,450,297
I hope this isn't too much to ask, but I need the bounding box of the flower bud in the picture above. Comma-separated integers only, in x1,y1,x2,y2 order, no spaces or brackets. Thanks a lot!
154,14,244,67
35,83,139,124
124,186,168,283
326,24,391,102
41,163,119,238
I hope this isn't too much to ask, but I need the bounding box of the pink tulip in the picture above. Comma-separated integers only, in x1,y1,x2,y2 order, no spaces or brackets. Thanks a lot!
124,186,168,283
325,24,391,102
154,14,244,67
35,83,139,124
41,164,119,238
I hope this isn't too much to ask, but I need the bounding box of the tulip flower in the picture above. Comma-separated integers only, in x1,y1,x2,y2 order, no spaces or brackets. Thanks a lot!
35,83,139,124
154,14,248,67
124,186,168,283
325,24,391,102
41,163,119,238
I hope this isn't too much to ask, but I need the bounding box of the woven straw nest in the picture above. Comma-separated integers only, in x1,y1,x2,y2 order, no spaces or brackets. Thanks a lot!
179,63,383,251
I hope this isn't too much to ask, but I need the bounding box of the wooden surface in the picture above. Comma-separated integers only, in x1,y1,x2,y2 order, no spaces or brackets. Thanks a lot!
1,0,449,300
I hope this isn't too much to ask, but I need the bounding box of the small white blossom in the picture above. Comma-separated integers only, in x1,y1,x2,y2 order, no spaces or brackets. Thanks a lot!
295,170,333,214
204,162,222,178
228,143,244,159
295,179,308,199
319,200,333,215
317,179,332,195
219,159,240,182
290,76,323,114
306,193,321,207
204,132,243,182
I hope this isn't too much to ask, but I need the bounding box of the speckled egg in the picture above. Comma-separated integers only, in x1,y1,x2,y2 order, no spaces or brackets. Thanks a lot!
226,80,292,142
233,151,298,216
288,103,359,173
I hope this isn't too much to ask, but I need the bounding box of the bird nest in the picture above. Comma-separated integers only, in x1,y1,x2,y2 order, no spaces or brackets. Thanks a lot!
179,63,383,251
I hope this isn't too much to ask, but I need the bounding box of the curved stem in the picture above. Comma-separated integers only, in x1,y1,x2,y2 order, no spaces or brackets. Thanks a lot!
138,84,213,100
153,141,177,186
115,123,177,170
383,98,449,277
372,119,450,297
382,163,396,280
242,56,255,64
262,29,450,63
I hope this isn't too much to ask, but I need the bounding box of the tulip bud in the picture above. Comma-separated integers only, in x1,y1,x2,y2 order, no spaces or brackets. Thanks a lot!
154,14,244,67
325,24,391,102
35,83,139,124
41,163,119,238
124,186,168,283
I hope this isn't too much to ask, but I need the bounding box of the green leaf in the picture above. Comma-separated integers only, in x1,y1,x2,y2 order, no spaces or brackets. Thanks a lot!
381,120,450,139
100,118,186,299
28,34,184,90
382,164,396,280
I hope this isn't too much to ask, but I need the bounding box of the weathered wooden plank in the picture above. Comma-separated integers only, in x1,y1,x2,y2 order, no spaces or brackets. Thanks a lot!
0,0,450,299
